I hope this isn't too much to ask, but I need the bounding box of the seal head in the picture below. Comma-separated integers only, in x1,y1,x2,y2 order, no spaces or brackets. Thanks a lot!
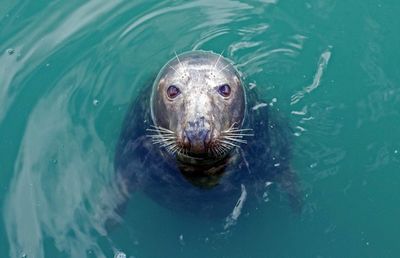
150,51,248,166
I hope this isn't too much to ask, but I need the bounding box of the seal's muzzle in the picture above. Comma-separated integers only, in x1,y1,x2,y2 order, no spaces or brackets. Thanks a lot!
183,117,211,154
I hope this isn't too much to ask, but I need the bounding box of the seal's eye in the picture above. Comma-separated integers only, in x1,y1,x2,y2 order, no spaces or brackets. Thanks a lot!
167,85,181,99
217,84,231,97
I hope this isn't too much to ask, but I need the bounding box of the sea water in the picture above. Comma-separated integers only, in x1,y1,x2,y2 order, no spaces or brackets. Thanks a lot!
1,1,399,257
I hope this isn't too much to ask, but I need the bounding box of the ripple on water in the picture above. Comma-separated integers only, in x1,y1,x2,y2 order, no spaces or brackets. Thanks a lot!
0,0,347,257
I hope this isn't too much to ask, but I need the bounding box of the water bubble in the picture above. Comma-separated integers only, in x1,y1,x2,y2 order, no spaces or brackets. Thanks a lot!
93,99,99,106
46,63,50,67
394,150,398,154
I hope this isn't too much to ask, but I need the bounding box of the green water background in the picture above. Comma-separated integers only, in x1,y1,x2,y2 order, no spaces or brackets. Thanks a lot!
1,0,400,257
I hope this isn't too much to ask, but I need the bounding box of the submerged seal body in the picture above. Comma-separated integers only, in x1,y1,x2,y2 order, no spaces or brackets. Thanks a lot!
115,50,301,217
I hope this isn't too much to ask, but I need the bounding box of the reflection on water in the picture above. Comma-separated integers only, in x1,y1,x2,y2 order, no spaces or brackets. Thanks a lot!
1,0,399,257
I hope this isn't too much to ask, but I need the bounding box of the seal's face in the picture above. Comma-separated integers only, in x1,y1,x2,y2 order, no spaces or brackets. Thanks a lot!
150,51,248,163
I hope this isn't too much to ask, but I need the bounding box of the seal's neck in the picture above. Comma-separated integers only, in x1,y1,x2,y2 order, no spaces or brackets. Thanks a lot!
160,148,238,188
177,153,237,188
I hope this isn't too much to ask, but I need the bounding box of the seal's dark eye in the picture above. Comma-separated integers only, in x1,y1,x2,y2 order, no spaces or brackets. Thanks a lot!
167,85,181,99
217,84,231,97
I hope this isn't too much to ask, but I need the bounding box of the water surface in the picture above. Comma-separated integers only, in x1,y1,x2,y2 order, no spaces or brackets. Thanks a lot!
1,0,400,257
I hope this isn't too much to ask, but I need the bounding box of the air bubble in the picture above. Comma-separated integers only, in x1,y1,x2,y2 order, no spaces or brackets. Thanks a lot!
93,99,99,106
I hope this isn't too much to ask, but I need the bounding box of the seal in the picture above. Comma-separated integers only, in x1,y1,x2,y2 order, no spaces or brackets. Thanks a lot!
149,51,249,176
114,50,302,218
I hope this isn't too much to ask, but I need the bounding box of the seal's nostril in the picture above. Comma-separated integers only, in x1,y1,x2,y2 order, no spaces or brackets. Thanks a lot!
185,128,209,142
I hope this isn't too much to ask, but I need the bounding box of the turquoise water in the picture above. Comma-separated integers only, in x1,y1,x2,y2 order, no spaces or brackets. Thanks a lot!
1,0,400,257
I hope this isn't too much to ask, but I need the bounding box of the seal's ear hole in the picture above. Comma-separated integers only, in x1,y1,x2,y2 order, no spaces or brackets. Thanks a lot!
167,85,181,99
217,84,231,98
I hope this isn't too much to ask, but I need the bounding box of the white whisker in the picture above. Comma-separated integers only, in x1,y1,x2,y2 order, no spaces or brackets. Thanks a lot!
148,126,174,134
147,135,176,140
219,140,240,148
222,136,248,144
222,133,254,137
151,139,174,144
174,50,185,72
218,63,230,73
160,141,176,148
223,129,254,133
168,64,184,77
214,50,225,69
219,144,232,153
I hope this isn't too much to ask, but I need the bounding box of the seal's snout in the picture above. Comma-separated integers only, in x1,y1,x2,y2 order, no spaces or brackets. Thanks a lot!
183,117,211,154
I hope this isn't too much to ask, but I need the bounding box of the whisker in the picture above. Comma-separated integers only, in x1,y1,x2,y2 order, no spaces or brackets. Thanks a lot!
219,140,240,148
148,126,175,134
219,144,232,153
151,139,174,144
148,136,175,141
176,146,183,156
168,64,184,77
212,147,218,156
223,128,253,133
214,50,225,69
217,63,230,73
221,134,254,139
174,50,185,72
160,141,176,148
146,130,173,136
222,133,254,137
215,145,223,156
147,124,180,154
147,135,176,140
221,136,248,144
168,145,179,155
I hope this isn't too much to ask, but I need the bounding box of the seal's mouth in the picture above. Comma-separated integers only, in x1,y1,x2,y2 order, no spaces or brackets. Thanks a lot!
182,127,210,155
147,124,254,160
